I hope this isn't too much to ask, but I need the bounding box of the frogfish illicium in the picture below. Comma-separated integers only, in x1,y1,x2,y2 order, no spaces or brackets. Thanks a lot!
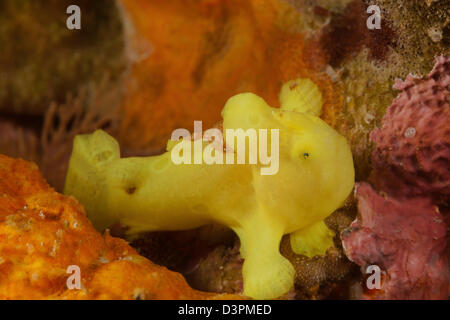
64,78,355,299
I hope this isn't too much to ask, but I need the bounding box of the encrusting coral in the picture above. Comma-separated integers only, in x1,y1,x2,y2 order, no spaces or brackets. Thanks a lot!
64,78,355,299
341,56,450,300
0,154,241,300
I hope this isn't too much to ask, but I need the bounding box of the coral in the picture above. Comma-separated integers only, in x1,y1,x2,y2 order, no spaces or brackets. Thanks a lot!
370,56,450,202
341,183,449,300
0,77,122,193
0,154,241,300
40,77,123,191
64,79,355,299
0,117,40,163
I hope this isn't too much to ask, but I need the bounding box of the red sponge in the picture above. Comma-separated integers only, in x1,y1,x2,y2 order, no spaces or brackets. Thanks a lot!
370,56,449,203
342,183,448,299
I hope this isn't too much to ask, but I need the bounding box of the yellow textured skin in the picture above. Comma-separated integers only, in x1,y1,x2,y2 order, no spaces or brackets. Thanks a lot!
64,79,355,299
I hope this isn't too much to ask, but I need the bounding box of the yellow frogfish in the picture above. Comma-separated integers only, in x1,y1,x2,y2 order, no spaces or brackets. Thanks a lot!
64,78,355,299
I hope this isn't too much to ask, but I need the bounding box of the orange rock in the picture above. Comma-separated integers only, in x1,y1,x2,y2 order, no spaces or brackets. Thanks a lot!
0,154,242,300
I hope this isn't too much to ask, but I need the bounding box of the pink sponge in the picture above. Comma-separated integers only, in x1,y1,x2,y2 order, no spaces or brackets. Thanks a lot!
370,56,450,202
342,183,448,299
342,56,449,299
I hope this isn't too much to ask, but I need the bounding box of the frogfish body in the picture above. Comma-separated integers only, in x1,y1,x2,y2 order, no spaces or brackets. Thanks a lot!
64,78,355,299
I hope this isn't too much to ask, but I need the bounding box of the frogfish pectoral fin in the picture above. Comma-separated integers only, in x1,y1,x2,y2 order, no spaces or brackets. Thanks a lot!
290,220,335,258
